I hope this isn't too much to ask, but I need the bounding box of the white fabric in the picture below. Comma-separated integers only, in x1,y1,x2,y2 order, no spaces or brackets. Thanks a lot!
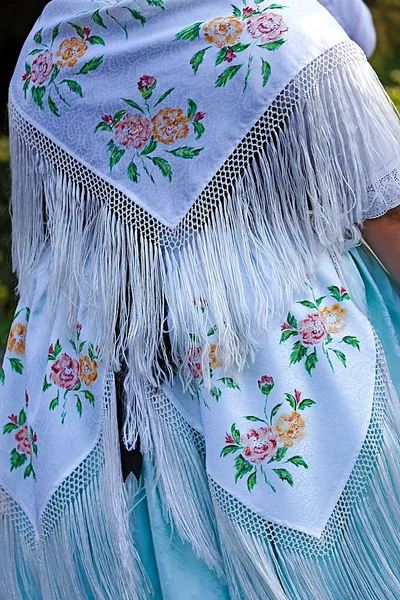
164,253,376,537
9,0,347,228
319,0,376,57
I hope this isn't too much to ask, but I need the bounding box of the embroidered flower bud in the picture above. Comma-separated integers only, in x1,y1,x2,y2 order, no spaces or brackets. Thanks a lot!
281,322,292,331
25,391,29,407
76,322,83,332
224,48,236,63
243,7,256,16
22,72,30,81
48,343,54,355
102,114,114,126
8,414,19,426
258,375,274,396
83,27,91,38
294,389,301,407
193,111,205,122
137,75,157,99
225,433,235,444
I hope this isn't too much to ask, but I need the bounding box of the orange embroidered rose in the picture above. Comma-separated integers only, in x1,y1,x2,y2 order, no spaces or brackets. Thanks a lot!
7,323,27,355
79,355,98,387
203,16,244,48
274,412,305,447
209,344,223,369
152,108,189,145
320,304,347,335
56,37,88,68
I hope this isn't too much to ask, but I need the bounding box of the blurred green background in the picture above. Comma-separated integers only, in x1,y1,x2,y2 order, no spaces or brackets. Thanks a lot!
0,0,400,354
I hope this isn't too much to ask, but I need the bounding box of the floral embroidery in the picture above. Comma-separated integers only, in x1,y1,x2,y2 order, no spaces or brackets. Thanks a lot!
280,283,360,376
1,307,31,384
2,396,38,481
221,377,314,493
86,0,165,40
43,323,99,424
174,1,288,91
22,23,104,116
95,76,205,183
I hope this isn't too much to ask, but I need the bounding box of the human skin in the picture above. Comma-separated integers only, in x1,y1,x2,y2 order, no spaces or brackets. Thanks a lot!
362,206,400,283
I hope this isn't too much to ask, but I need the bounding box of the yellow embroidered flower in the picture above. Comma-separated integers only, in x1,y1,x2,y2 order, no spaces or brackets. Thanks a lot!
56,37,88,68
320,304,347,335
79,355,98,386
7,323,27,355
152,108,190,145
274,412,305,447
209,344,223,369
203,16,244,48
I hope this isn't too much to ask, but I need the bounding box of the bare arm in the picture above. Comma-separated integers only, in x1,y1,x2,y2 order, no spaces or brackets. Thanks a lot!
362,206,400,283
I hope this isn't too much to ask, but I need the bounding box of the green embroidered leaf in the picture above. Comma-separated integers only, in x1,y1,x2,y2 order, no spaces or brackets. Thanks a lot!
341,292,351,301
305,349,318,377
244,416,267,423
49,64,60,84
258,39,286,51
188,333,199,342
220,445,240,457
69,338,77,352
207,325,217,336
211,386,222,401
174,22,204,42
193,121,205,140
270,403,283,421
47,94,60,117
285,393,296,410
124,8,146,26
189,47,211,74
231,423,241,445
88,343,95,360
141,137,158,156
316,296,326,307
232,5,242,17
25,62,32,75
265,3,288,8
25,308,31,322
287,456,309,468
3,423,18,435
127,160,139,183
327,285,341,301
42,376,52,392
84,390,96,405
287,312,298,329
297,300,318,310
273,468,294,486
32,443,38,458
234,454,254,483
168,146,203,159
29,49,43,56
149,156,173,182
49,393,60,411
10,449,27,471
297,397,316,410
87,35,105,46
247,470,257,492
24,463,34,479
61,79,83,97
261,58,271,86
31,86,46,110
330,349,347,367
215,64,243,87
76,397,83,418
154,87,174,107
342,336,360,351
68,22,85,39
113,109,127,124
92,9,107,28
8,358,24,375
74,380,81,392
280,329,297,344
77,55,104,75
275,446,289,462
0,368,5,386
54,339,62,358
146,0,165,8
290,341,308,365
122,98,145,113
33,28,43,44
215,47,228,66
187,98,198,120
51,24,60,45
23,78,31,99
94,120,111,133
219,377,241,390
231,42,251,52
107,139,126,171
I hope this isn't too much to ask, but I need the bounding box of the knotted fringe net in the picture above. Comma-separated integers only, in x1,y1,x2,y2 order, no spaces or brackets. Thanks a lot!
0,374,150,600
138,338,400,599
8,41,400,448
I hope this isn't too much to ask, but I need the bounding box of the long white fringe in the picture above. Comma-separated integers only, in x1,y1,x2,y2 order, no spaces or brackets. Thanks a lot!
0,375,150,600
8,45,400,446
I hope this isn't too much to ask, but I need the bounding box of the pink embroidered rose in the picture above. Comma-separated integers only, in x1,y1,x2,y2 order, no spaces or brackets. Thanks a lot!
246,12,288,44
241,427,278,464
188,346,203,379
114,113,152,151
50,353,79,391
298,313,327,346
15,424,31,455
258,375,274,396
30,50,54,85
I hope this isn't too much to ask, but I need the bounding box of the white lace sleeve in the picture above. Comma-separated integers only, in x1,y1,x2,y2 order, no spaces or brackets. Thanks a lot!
364,166,400,220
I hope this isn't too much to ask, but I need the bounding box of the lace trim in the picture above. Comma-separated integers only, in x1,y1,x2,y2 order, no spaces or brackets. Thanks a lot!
365,167,400,220
9,41,363,249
